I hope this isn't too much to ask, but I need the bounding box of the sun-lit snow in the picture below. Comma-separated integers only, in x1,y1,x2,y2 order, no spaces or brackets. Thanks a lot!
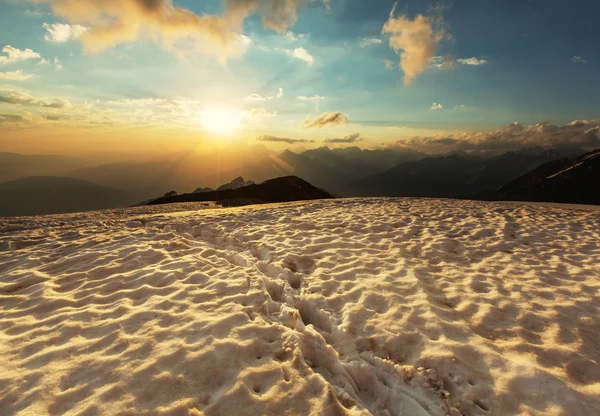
1,199,599,415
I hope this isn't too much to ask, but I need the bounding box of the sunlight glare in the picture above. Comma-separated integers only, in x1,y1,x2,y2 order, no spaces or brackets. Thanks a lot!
201,107,242,134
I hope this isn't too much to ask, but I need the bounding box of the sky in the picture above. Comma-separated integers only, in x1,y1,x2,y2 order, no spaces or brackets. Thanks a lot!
0,0,599,157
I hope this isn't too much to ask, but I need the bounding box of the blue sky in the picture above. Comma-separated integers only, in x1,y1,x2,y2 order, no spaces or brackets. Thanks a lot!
0,0,599,155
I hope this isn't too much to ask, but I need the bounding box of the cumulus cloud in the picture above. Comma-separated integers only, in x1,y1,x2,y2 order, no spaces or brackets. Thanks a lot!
457,57,487,66
285,47,314,65
303,111,349,128
0,45,41,65
572,56,587,64
30,0,326,58
276,87,284,99
395,120,600,154
256,135,313,144
382,3,444,86
43,22,88,42
359,37,382,48
0,70,36,81
430,102,442,110
325,133,364,144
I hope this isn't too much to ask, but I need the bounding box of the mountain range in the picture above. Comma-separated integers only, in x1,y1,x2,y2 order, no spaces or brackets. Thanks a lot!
1,145,598,217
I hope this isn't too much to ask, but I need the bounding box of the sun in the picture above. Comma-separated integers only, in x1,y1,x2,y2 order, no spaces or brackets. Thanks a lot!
201,107,242,134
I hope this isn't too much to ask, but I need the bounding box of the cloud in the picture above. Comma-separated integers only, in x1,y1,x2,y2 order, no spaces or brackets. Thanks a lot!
325,133,364,144
430,102,442,110
245,93,266,102
382,3,444,85
30,0,326,58
41,97,70,108
428,55,454,69
457,57,488,66
359,37,382,48
303,111,349,128
0,113,32,123
0,45,41,65
43,22,88,42
245,87,284,102
395,120,600,154
296,95,326,101
248,108,277,118
572,56,587,64
383,59,395,70
256,135,314,144
42,112,70,121
0,70,36,81
286,31,307,42
0,88,70,108
285,47,314,65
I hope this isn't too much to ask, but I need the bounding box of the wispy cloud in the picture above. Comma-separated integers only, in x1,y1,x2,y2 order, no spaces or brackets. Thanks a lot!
382,3,445,85
257,135,314,144
572,56,587,64
457,57,488,66
0,45,41,65
325,133,364,143
383,59,395,70
303,112,349,128
43,22,88,43
245,93,266,102
245,87,284,102
359,37,382,48
0,70,36,81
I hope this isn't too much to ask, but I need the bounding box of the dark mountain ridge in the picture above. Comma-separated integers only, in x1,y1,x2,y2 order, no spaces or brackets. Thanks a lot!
147,176,333,207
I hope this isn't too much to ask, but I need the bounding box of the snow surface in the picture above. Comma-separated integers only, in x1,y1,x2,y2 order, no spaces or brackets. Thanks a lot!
1,198,599,416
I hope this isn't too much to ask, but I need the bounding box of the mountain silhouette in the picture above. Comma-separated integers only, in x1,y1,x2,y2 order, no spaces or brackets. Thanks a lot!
147,176,333,207
0,176,133,217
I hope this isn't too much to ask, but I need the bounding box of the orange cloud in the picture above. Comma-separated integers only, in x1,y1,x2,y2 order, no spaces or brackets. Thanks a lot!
31,0,321,58
382,3,445,86
303,112,349,129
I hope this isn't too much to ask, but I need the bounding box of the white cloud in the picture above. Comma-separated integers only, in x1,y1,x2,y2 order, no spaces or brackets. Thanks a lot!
285,48,314,65
359,37,382,48
383,59,395,70
430,102,443,110
0,70,36,81
296,95,326,101
276,88,284,99
0,46,41,66
297,94,326,112
457,57,488,66
286,31,307,42
572,56,587,64
43,23,88,43
54,57,63,70
245,93,266,102
382,4,445,86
